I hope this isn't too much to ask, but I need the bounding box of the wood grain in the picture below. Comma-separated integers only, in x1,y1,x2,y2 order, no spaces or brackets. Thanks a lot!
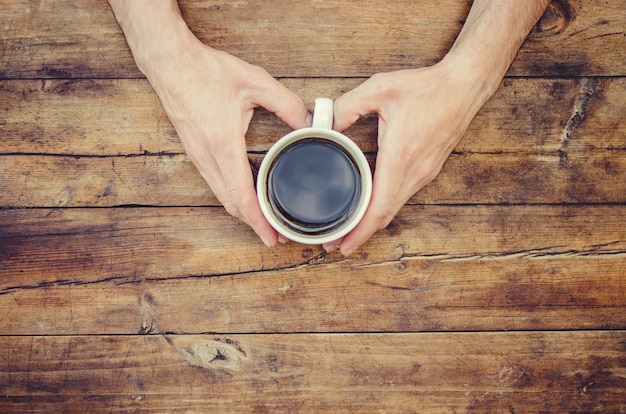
3,205,623,283
1,0,625,411
1,151,624,208
0,0,625,79
1,77,624,207
1,254,624,335
1,206,624,334
0,332,624,413
2,77,624,156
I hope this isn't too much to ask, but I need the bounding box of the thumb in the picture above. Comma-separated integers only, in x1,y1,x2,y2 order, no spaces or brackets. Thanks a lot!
333,77,385,132
250,76,311,130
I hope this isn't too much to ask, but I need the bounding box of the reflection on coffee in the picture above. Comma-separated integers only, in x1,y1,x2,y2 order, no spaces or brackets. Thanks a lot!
267,138,361,235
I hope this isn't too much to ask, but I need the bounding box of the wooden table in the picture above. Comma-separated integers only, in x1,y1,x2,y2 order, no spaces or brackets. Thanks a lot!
1,1,625,412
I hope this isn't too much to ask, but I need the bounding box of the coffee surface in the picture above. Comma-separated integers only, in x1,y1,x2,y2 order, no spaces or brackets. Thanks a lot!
267,138,361,233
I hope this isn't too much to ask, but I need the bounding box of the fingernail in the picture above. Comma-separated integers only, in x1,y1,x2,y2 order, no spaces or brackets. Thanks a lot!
260,235,273,248
342,246,356,257
324,244,340,253
278,235,288,244
305,112,313,127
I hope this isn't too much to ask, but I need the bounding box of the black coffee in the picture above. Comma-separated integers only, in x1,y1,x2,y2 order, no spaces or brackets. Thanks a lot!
267,138,361,234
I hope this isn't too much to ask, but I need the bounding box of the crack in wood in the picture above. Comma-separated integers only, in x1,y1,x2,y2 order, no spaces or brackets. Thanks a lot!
0,250,335,295
138,292,158,335
0,151,184,158
1,243,623,296
0,275,130,296
558,77,599,163
352,243,626,269
364,281,429,293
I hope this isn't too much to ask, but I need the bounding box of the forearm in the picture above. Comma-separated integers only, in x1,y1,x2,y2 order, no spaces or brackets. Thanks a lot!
107,0,196,76
443,0,550,100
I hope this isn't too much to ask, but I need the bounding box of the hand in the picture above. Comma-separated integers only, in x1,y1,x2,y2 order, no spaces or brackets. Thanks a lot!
108,0,547,251
143,36,310,247
327,58,492,256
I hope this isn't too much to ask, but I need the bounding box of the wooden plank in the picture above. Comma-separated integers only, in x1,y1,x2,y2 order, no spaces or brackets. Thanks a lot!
2,2,624,412
0,154,214,207
1,206,624,334
1,150,624,207
0,255,624,335
0,79,180,156
2,77,624,206
3,205,623,282
0,332,624,412
0,0,625,79
2,77,624,156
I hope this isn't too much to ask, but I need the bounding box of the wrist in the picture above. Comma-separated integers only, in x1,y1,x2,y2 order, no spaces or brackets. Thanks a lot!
438,0,550,107
437,51,502,113
109,0,198,77
134,23,199,80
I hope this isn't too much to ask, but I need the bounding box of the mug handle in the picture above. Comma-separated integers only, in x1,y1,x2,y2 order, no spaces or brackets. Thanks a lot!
312,97,334,130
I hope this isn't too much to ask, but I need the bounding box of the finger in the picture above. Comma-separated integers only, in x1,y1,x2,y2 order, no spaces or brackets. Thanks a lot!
339,188,399,257
205,126,279,247
236,185,279,248
248,69,311,130
333,76,388,132
322,236,344,253
339,146,403,256
216,169,279,248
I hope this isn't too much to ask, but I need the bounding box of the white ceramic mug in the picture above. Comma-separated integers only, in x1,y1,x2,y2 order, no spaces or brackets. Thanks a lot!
257,97,372,245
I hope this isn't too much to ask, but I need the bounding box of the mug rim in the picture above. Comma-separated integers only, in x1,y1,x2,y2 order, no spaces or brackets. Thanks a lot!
257,127,372,245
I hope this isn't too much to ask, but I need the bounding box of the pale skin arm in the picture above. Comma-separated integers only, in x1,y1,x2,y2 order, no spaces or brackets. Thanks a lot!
107,0,310,247
327,0,551,256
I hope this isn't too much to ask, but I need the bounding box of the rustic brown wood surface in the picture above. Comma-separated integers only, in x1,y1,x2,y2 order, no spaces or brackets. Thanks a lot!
1,0,625,412
0,332,624,413
1,0,625,78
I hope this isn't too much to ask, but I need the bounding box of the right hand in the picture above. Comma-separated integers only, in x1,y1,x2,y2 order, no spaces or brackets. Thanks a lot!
327,61,489,256
143,36,311,247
